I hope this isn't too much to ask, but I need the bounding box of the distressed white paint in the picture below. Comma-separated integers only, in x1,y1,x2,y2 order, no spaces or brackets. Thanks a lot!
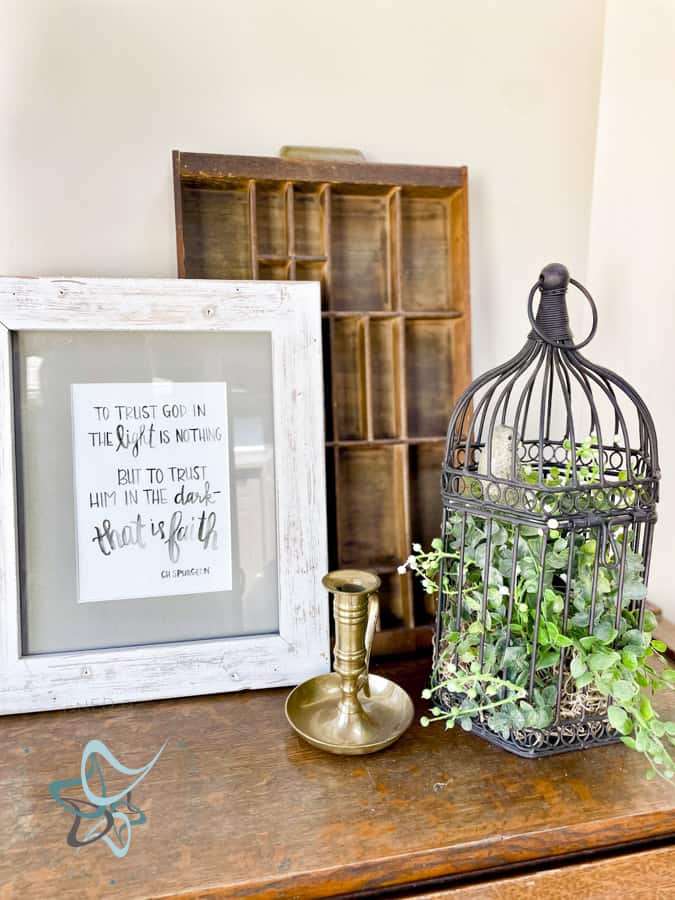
0,277,329,713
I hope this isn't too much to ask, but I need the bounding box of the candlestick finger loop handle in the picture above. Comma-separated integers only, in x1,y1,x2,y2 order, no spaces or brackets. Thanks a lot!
359,592,379,698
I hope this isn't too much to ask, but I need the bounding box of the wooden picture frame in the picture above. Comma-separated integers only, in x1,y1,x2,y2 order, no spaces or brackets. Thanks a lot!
0,277,329,714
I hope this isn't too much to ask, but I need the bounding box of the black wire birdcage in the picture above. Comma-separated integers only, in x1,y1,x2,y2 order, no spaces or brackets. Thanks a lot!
433,262,660,757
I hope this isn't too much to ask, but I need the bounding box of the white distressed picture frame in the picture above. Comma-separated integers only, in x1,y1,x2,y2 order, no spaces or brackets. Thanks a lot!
0,277,329,713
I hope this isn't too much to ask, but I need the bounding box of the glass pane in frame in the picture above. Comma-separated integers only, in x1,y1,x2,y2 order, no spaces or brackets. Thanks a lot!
13,329,279,654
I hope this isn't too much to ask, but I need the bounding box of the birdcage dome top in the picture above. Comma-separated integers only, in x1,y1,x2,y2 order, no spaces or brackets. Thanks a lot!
441,264,659,525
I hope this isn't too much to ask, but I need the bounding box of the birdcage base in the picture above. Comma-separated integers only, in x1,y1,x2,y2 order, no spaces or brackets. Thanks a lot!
436,686,621,758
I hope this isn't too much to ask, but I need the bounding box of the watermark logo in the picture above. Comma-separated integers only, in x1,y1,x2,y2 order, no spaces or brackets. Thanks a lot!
49,738,166,858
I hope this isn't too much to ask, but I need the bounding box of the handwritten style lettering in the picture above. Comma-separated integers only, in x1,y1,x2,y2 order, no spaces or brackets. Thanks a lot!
174,426,222,444
72,382,232,601
166,510,218,563
91,514,146,556
91,510,218,563
174,481,220,506
115,423,156,457
114,404,158,420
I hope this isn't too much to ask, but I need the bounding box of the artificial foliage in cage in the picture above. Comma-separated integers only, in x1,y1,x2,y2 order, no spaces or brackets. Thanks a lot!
402,263,675,778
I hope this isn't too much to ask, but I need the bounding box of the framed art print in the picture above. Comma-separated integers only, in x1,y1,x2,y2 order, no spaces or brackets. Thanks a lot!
0,277,329,713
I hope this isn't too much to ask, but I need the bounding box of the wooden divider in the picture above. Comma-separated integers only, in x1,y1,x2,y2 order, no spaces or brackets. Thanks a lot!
174,152,471,654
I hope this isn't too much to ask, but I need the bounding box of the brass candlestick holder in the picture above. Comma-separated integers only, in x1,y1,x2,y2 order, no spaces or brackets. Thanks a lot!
285,569,414,755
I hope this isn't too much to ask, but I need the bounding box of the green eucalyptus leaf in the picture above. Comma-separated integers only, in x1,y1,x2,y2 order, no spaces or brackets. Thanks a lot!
490,522,508,546
546,620,560,640
537,622,551,646
640,697,655,721
588,650,620,673
594,621,618,644
570,655,587,679
608,705,630,734
508,704,526,730
596,570,612,595
621,628,643,645
554,633,573,648
540,684,558,707
611,680,638,702
594,676,614,697
535,650,559,670
643,610,658,633
544,589,564,614
573,595,588,614
464,594,482,613
622,581,647,602
503,645,527,666
621,650,638,671
530,705,553,729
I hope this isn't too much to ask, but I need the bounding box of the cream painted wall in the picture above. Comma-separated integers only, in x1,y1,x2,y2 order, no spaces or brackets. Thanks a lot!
0,0,605,378
588,0,675,616
13,2,659,608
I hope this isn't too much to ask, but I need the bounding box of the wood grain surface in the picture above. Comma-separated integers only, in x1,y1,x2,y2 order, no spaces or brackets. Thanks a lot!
1,655,675,899
415,845,675,898
175,151,466,191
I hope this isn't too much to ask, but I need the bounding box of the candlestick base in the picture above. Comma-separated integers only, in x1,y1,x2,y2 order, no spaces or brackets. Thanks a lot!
285,672,414,755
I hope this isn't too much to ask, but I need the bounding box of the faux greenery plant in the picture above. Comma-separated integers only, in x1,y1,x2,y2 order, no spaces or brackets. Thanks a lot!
400,438,675,782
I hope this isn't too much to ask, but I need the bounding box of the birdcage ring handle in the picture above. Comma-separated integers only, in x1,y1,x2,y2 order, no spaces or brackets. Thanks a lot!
527,277,598,350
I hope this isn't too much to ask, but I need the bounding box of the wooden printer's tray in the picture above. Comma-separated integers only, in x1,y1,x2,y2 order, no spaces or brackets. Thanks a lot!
173,152,472,654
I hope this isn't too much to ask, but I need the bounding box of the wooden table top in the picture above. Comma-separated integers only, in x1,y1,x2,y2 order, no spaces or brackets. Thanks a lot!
1,652,675,899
